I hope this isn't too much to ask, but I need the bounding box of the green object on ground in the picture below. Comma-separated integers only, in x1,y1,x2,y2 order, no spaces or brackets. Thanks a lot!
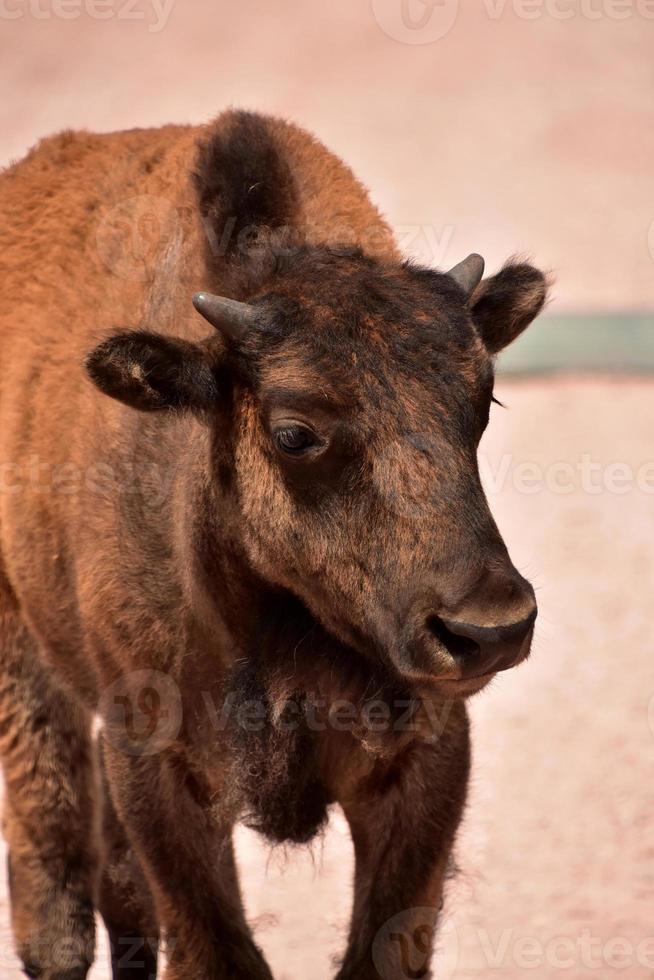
497,314,654,375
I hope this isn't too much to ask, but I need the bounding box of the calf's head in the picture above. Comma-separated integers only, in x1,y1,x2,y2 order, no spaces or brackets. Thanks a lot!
88,249,547,695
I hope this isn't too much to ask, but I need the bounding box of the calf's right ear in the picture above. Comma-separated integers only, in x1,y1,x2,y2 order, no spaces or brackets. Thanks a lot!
85,331,218,412
469,262,550,354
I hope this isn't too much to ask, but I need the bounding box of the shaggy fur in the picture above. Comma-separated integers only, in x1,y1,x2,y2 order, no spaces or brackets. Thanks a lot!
0,109,547,980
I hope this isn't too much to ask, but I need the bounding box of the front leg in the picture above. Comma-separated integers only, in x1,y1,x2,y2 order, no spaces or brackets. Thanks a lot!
102,742,272,980
336,702,470,980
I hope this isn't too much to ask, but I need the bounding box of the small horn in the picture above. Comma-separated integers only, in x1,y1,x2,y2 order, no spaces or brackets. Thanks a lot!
447,254,485,297
192,292,258,341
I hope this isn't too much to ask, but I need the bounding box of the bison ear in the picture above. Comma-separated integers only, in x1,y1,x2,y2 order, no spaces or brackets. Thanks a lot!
469,262,550,354
85,331,218,412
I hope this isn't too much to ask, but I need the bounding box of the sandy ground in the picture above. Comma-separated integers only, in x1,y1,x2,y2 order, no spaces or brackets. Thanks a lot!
0,376,651,979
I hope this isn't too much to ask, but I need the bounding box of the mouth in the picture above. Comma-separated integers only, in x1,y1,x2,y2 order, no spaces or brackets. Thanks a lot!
433,671,496,697
397,651,499,696
399,610,535,696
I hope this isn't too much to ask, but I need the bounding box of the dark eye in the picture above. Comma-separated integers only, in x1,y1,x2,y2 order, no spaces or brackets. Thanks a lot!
273,424,319,457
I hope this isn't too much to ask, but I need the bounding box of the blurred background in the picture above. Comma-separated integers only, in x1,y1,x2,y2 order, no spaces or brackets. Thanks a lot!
1,2,653,978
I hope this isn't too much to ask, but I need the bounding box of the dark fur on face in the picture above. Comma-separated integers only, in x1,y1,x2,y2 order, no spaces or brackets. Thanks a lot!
222,248,502,674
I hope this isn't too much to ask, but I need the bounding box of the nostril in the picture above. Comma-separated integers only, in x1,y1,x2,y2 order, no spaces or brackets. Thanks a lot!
427,615,481,660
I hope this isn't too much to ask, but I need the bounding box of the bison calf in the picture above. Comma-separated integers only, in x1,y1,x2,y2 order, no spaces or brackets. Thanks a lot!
0,110,546,979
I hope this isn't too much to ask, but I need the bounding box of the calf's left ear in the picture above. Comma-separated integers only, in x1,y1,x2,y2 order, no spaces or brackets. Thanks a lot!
85,331,218,412
469,262,549,354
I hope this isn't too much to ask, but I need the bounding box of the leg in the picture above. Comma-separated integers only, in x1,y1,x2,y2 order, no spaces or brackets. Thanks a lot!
0,604,97,979
97,737,159,980
336,705,470,980
102,741,273,980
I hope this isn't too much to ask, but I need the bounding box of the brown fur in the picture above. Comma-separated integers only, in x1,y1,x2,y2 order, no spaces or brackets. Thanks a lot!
0,109,547,979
